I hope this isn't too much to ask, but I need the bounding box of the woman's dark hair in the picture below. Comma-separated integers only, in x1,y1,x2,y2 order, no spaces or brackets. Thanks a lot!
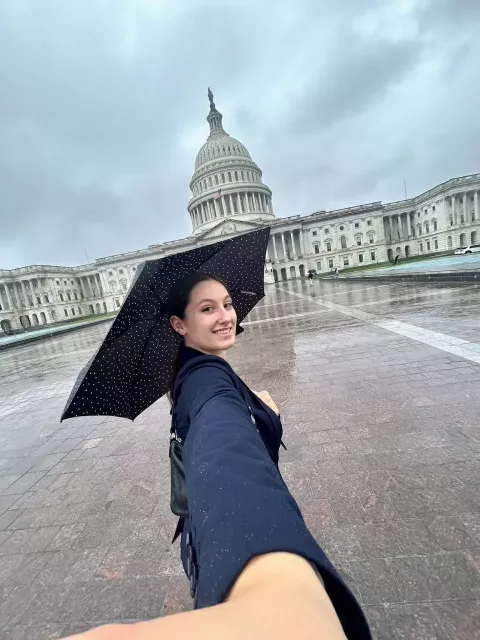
167,272,228,403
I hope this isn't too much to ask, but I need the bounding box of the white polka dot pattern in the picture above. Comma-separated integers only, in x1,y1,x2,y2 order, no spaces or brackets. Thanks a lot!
61,227,271,421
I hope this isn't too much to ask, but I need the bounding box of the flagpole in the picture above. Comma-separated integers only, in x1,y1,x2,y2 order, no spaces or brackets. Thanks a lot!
403,178,408,200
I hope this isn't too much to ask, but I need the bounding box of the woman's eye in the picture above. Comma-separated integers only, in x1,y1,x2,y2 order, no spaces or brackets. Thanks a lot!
225,302,233,308
202,306,213,312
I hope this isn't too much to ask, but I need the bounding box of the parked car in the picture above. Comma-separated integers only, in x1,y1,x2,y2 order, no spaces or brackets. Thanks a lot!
455,244,480,255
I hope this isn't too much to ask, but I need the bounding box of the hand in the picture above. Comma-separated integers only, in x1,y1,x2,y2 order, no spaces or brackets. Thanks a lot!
254,390,280,416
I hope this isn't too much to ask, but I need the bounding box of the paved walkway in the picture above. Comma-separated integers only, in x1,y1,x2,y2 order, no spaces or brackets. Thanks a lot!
0,279,479,639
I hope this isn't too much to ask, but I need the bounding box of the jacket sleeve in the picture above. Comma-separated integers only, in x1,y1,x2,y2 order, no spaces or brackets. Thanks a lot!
179,363,371,639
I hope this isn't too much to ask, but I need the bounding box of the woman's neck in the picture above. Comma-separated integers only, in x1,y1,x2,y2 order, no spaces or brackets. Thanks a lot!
184,342,227,360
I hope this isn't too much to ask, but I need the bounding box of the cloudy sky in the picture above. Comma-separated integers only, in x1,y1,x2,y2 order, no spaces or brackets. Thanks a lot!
1,0,479,269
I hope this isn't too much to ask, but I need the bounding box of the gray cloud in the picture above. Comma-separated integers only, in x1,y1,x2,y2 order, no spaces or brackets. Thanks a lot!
0,0,479,268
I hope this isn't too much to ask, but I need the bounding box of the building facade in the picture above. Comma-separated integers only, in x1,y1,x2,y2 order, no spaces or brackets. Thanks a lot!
1,92,479,335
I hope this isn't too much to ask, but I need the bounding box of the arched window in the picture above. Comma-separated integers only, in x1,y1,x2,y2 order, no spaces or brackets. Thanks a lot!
215,174,219,185
314,244,320,254
447,235,452,249
221,173,225,183
209,176,212,186
368,232,375,244
425,221,430,234
339,225,344,231
433,219,437,231
203,179,207,189
228,172,232,181
340,236,347,249
234,171,238,181
417,224,422,236
355,234,362,246
241,170,245,180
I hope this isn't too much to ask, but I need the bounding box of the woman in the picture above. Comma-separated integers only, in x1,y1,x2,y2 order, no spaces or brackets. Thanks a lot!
67,273,370,640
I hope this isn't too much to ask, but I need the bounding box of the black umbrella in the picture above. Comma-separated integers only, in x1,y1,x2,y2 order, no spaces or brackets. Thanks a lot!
61,227,271,421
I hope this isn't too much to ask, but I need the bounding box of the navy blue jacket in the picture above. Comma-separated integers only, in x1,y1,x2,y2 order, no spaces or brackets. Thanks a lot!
173,347,371,639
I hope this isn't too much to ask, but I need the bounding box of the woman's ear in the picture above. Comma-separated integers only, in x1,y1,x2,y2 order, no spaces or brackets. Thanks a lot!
170,316,185,336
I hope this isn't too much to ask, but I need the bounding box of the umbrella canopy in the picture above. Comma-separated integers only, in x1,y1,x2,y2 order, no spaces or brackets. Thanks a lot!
61,227,270,421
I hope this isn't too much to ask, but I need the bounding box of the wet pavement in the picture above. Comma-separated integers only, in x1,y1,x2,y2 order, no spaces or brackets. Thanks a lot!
0,278,479,639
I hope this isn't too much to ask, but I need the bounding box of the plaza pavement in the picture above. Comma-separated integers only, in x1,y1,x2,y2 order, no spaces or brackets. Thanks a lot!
0,278,479,639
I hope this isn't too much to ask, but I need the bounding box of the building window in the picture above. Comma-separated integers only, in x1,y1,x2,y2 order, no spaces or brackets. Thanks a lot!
115,299,120,308
45,294,49,303
343,256,349,266
314,245,319,254
369,235,374,244
433,220,437,231
108,271,113,276
326,242,332,252
71,308,75,316
121,280,127,291
324,228,329,234
434,239,438,250
449,215,453,226
67,292,71,301
316,261,322,271
420,242,423,252
312,231,317,236
240,171,244,180
355,234,362,246
432,205,436,212
36,296,41,304
355,222,359,228
59,293,64,302
328,259,334,268
359,254,364,263
64,309,68,317
339,226,344,231
56,280,60,285
367,220,372,226
64,280,67,285
427,241,431,251
417,212,420,218
74,292,78,300
340,236,347,249
370,251,376,261
221,173,225,183
111,282,117,292
425,223,429,234
460,215,465,224
215,174,219,185
234,171,238,180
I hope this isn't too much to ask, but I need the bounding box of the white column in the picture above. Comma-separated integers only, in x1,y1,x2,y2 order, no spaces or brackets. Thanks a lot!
213,198,220,219
4,283,13,309
290,231,297,259
463,192,467,223
244,192,250,213
452,194,456,224
281,233,287,261
229,194,234,215
38,278,46,304
272,235,279,261
0,286,5,311
475,191,479,221
20,281,27,307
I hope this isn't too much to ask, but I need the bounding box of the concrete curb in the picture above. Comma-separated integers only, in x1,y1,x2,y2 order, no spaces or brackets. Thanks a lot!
0,316,113,352
334,271,479,284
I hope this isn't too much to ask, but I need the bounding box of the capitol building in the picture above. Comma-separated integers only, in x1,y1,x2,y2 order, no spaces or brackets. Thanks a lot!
1,91,479,335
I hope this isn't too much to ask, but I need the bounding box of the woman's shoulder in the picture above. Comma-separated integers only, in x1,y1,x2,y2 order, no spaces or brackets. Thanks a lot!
175,353,236,397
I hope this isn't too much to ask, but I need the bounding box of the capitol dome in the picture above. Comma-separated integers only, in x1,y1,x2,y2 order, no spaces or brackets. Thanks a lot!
188,89,275,235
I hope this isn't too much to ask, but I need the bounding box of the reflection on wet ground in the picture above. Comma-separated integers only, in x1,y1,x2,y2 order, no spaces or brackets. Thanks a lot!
0,279,479,639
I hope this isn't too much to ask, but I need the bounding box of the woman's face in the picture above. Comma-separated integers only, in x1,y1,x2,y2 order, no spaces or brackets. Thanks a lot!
171,280,237,356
